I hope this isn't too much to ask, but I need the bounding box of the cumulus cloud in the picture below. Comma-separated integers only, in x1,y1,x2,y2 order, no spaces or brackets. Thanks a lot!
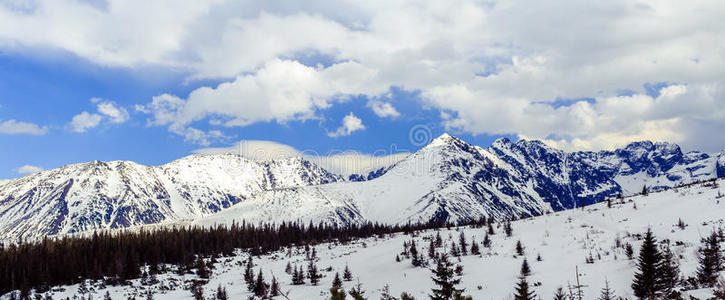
0,119,48,135
193,140,408,175
4,1,725,150
15,165,44,175
69,111,103,132
327,112,366,137
368,101,400,118
69,98,130,133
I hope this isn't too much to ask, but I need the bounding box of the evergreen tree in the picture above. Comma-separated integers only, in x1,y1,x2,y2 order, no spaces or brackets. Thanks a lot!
410,240,422,267
291,265,305,285
515,241,525,256
482,233,491,248
641,185,648,196
459,232,468,256
597,280,616,300
104,291,113,300
343,264,353,282
270,276,280,297
487,222,495,235
625,243,634,260
435,232,443,247
332,272,343,288
380,284,394,300
191,281,204,300
330,285,347,300
243,257,255,291
697,230,723,287
215,284,228,300
513,276,536,300
658,245,680,293
470,237,480,255
504,222,513,237
631,229,664,299
285,262,293,274
429,254,465,300
348,281,366,300
450,242,459,257
429,239,437,259
253,269,268,297
552,287,567,300
145,290,154,300
195,256,210,279
520,258,531,277
400,292,416,300
308,260,321,285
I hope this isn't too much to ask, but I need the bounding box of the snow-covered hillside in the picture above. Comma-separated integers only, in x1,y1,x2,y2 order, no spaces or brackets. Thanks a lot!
193,134,724,227
1,133,723,241
0,154,341,240
24,178,725,300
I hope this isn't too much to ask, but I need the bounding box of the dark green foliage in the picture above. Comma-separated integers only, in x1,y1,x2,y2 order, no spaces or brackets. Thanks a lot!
348,281,366,300
332,272,343,288
400,292,416,300
631,229,664,299
244,257,254,291
697,231,723,287
504,222,513,237
269,276,280,297
552,287,566,300
195,256,210,279
597,280,616,300
330,285,347,300
513,276,536,300
515,241,525,256
659,245,680,293
482,233,491,248
470,238,480,255
291,265,305,285
215,284,228,300
429,254,465,300
253,269,268,297
1,220,480,295
520,258,531,277
459,232,468,256
190,281,204,300
307,260,321,285
343,264,353,281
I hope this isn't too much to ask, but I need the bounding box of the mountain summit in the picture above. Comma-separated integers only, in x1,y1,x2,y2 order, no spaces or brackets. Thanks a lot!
1,135,723,240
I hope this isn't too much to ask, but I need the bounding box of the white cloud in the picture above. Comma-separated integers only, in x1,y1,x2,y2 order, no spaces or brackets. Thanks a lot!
15,165,44,175
95,99,129,123
193,140,409,175
69,111,103,132
3,1,725,150
368,101,400,118
69,98,130,132
0,119,48,135
327,112,366,137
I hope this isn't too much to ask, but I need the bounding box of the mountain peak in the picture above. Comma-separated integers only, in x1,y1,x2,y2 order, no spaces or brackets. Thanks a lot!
425,133,457,147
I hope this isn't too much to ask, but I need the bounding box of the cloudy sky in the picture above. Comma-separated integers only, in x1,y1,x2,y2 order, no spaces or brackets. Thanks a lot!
1,0,724,179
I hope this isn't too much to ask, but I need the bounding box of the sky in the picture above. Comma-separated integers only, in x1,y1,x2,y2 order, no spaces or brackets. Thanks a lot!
0,0,724,179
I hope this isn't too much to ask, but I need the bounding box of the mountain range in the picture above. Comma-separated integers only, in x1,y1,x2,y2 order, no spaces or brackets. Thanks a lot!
1,134,724,240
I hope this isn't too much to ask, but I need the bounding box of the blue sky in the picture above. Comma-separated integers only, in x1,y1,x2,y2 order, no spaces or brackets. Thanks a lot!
1,0,724,179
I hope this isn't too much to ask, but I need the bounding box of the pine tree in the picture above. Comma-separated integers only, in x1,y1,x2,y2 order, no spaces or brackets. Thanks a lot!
410,240,422,267
488,222,495,235
104,291,113,300
343,264,353,282
697,230,723,287
308,260,321,285
348,281,366,300
400,292,416,300
215,284,228,300
552,287,567,300
330,285,347,300
504,222,513,237
459,232,468,256
641,185,648,196
625,243,634,260
332,272,343,288
513,276,536,300
631,229,664,299
145,290,154,300
435,232,443,247
429,254,465,300
269,275,280,296
470,237,480,255
658,245,680,293
195,256,210,279
253,269,268,297
285,262,293,274
520,258,531,277
291,265,305,285
380,284,394,300
429,238,437,259
483,233,491,248
191,281,204,300
243,257,255,291
515,241,525,256
597,280,616,300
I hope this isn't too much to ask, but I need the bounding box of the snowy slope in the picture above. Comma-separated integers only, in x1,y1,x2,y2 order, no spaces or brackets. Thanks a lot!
0,154,341,240
24,178,725,300
2,134,723,241
194,135,724,227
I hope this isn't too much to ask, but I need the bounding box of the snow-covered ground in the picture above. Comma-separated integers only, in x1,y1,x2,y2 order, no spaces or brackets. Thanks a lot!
12,178,724,300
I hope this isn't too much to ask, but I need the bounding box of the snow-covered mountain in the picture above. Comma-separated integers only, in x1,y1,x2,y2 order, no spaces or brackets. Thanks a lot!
0,154,341,240
195,134,724,228
1,133,723,240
